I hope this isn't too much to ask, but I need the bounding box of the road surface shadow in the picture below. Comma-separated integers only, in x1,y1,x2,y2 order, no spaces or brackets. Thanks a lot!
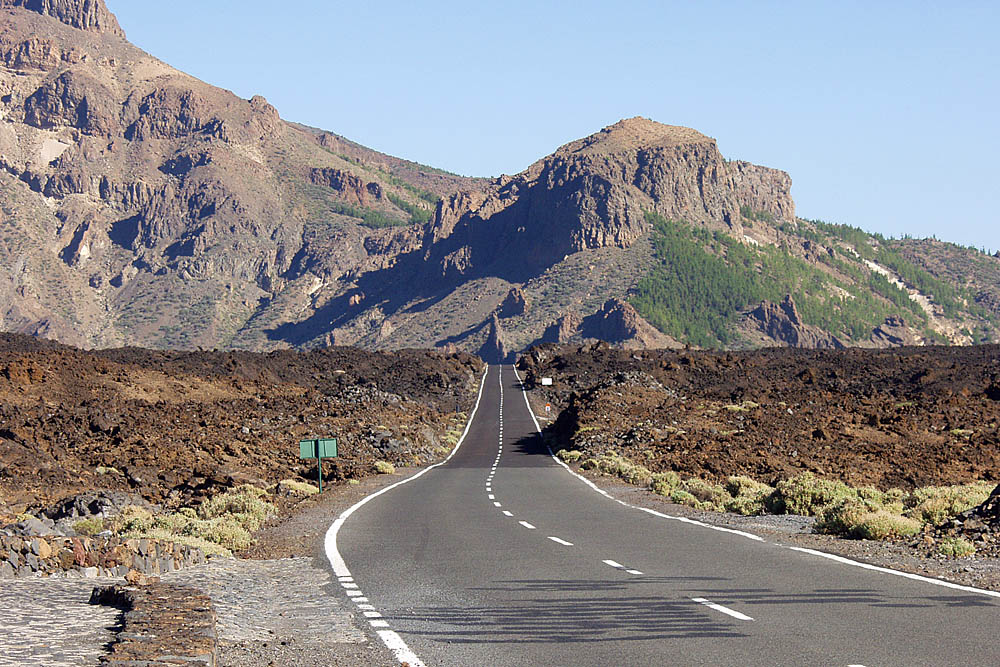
389,592,746,644
387,578,996,645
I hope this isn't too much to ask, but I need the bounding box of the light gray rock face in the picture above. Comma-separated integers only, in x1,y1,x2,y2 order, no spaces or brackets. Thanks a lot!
0,0,126,37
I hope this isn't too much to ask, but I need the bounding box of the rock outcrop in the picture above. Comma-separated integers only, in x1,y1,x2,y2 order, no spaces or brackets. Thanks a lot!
744,295,845,349
497,286,527,318
0,0,125,37
870,316,920,347
418,117,796,283
478,314,509,364
538,299,681,350
310,167,383,207
578,299,683,350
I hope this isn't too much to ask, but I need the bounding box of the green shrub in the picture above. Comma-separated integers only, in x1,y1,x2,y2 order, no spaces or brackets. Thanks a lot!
650,471,681,497
182,515,253,551
198,484,274,533
670,489,698,506
557,450,584,464
111,506,155,534
374,461,395,474
853,511,922,540
770,473,857,516
588,453,652,486
814,498,872,536
276,479,320,496
681,479,733,512
133,527,232,557
73,517,105,536
725,476,775,515
906,482,994,526
938,537,976,557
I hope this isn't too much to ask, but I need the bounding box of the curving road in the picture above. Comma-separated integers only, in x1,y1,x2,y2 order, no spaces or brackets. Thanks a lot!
331,365,999,666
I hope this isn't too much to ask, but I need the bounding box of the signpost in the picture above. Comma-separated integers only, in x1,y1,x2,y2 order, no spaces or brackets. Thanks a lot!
299,438,337,493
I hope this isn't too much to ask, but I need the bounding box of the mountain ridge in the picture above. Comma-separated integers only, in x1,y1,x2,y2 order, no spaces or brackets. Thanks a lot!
0,0,996,356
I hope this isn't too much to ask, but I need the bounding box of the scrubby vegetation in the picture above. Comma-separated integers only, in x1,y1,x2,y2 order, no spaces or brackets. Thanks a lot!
109,484,276,557
387,192,433,225
564,450,992,543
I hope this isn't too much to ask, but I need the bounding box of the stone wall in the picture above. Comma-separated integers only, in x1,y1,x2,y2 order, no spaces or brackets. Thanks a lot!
0,534,207,578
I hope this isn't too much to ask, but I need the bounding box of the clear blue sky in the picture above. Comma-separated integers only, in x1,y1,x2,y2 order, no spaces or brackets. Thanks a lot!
107,1,998,251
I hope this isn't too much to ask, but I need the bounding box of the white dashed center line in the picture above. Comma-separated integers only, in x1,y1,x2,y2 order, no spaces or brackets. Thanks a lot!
547,536,574,546
494,502,502,507
691,597,754,621
502,510,513,517
519,521,536,529
602,559,643,575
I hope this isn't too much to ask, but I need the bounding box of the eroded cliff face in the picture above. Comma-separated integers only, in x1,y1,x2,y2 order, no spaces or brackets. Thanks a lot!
419,118,795,284
0,2,469,350
0,0,125,37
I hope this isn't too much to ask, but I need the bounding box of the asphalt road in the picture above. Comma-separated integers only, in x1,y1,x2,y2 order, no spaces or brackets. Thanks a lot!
333,365,1000,666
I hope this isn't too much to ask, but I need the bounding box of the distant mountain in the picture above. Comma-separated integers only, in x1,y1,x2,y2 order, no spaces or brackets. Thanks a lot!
0,0,997,356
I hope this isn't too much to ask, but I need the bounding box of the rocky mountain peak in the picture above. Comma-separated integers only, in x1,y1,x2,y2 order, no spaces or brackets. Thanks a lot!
555,117,715,160
1,0,125,37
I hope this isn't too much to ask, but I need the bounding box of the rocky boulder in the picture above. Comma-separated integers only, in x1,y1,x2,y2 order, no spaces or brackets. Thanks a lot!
744,294,845,349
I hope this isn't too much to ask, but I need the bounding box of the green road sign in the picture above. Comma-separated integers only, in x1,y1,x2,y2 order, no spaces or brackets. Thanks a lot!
298,437,338,493
317,438,337,458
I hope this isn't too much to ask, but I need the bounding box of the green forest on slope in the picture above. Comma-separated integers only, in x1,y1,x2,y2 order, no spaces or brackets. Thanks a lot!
629,212,943,348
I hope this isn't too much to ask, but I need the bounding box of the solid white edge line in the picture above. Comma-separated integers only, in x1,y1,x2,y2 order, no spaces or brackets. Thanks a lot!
511,366,763,543
377,630,425,667
511,366,1000,601
787,547,1000,599
692,597,754,621
323,366,489,667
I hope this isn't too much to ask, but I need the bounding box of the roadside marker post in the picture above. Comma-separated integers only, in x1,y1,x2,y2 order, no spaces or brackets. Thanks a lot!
299,438,337,493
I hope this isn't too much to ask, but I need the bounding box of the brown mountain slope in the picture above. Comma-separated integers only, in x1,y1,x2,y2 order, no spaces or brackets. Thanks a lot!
0,0,995,356
266,117,796,354
0,0,479,350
